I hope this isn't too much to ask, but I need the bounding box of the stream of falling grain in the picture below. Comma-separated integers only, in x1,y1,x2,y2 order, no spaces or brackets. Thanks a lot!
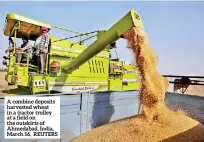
123,27,170,121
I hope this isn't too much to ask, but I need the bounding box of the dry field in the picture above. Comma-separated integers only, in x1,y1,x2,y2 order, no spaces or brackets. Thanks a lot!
0,72,16,92
0,72,8,88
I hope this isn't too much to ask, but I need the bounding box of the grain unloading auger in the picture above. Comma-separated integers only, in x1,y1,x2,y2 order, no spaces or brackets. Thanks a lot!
64,9,144,73
2,9,144,95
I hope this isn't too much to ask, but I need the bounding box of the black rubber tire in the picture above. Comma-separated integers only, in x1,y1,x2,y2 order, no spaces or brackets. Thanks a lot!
8,83,13,85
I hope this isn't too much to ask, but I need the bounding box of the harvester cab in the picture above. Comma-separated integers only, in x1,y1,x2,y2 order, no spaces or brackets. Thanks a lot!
3,13,52,91
2,9,144,95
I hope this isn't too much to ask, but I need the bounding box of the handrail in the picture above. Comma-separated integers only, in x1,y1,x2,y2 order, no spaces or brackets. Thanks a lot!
45,53,50,74
51,25,94,37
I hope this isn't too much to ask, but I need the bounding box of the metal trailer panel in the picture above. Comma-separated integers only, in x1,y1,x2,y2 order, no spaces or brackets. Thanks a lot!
84,91,141,131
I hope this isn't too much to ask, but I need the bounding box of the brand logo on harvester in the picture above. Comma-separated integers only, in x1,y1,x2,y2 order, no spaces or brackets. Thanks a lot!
134,13,140,20
72,86,96,91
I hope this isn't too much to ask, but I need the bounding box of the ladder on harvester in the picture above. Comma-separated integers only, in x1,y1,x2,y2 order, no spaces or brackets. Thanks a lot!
30,73,50,95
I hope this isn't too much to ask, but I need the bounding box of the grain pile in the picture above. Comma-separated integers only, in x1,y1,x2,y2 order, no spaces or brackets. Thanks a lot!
71,27,204,142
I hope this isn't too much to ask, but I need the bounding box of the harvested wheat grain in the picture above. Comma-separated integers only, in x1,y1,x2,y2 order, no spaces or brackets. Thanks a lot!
71,27,204,142
71,111,204,142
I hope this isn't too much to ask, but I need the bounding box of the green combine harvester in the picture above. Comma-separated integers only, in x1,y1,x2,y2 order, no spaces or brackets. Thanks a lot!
2,9,144,95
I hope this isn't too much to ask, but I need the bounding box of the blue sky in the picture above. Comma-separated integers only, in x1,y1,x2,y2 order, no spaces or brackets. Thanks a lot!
0,1,204,76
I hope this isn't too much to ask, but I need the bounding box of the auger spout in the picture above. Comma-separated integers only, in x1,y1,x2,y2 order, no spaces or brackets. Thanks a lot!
64,9,144,73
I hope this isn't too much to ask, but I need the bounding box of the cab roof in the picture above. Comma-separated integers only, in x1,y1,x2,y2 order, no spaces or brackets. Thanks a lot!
3,13,52,40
